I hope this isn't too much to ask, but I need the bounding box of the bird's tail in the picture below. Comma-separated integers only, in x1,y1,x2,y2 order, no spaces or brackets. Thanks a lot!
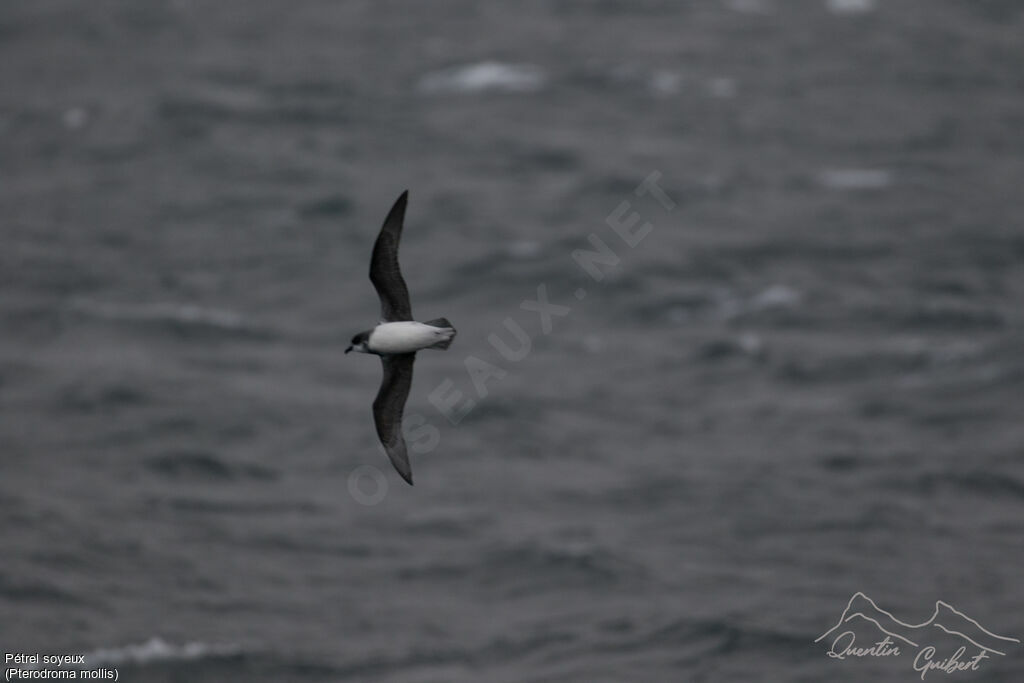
424,318,456,350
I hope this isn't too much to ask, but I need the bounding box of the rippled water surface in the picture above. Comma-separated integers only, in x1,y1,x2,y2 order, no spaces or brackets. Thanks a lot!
2,1,1023,681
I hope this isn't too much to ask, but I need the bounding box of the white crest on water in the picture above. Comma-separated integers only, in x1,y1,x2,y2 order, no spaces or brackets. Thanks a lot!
71,299,246,330
417,62,546,94
76,638,240,667
817,168,893,191
825,0,876,16
723,0,775,15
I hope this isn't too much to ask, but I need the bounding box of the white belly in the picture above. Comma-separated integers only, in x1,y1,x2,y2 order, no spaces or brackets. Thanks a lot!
369,322,445,354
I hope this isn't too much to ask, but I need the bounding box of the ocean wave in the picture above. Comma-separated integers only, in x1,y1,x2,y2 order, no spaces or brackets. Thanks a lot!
145,450,279,482
662,284,803,324
884,302,1005,330
724,0,775,15
70,299,244,329
574,63,735,98
901,471,1024,501
163,497,322,515
396,538,645,591
81,637,241,667
696,333,766,361
0,576,82,604
297,194,354,218
158,84,351,126
56,381,149,413
482,540,647,592
587,616,808,664
777,348,932,384
67,299,273,339
817,168,893,190
417,62,547,94
825,0,876,15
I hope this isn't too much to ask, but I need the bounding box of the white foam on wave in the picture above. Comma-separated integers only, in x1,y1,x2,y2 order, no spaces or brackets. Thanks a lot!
896,338,983,365
708,77,737,98
724,0,775,15
825,0,876,15
582,334,604,353
82,637,241,667
737,332,764,355
750,284,803,311
715,285,803,320
669,285,803,324
62,106,89,130
71,299,246,330
417,62,546,94
505,240,542,258
817,168,893,190
650,69,682,95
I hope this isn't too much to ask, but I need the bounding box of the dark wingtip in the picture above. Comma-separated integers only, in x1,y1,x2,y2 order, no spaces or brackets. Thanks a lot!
393,459,414,486
385,442,415,486
380,191,409,232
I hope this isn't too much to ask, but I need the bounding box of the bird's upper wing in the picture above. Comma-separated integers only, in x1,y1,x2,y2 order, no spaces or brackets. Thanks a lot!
369,191,413,322
373,353,416,485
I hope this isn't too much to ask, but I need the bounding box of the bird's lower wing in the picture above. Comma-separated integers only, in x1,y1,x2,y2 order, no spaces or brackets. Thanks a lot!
373,353,416,485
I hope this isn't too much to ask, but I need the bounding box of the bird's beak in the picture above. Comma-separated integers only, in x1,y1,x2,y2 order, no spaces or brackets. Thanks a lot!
345,346,353,354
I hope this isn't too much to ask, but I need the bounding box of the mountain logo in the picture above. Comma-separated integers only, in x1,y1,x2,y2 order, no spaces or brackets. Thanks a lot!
816,592,1020,678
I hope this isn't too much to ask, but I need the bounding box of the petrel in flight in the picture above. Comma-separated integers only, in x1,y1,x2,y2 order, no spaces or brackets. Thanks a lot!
346,191,456,485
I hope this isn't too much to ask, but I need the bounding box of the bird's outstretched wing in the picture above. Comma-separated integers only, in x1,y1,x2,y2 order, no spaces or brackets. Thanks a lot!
370,191,413,322
373,353,416,485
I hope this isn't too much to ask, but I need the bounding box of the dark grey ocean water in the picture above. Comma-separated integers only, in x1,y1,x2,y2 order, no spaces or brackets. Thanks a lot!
3,1,1024,681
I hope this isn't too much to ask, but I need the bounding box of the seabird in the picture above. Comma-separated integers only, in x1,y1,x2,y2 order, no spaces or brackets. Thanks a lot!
346,191,456,485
